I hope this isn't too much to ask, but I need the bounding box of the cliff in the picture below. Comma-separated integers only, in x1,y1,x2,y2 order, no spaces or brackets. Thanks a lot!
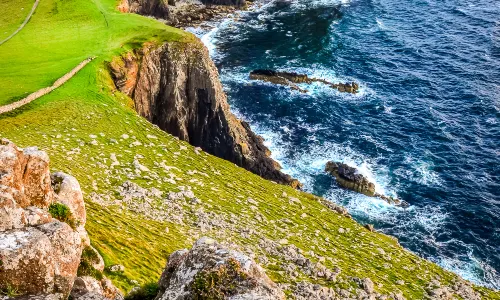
118,0,170,19
2,0,500,298
109,40,300,188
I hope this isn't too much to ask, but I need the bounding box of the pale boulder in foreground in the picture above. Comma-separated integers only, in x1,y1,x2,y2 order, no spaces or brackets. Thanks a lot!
0,139,86,299
155,237,285,300
0,139,121,300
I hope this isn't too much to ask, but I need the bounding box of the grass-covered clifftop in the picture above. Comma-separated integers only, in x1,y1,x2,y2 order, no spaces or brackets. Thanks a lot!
0,0,498,298
0,0,188,106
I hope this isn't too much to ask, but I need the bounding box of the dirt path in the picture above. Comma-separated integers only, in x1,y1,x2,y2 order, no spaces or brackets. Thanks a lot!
0,0,40,46
0,57,95,114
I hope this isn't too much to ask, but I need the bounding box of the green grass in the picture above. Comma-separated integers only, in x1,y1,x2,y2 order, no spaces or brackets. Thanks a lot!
48,202,76,229
0,0,35,41
0,0,187,105
1,60,498,298
0,0,499,299
78,247,104,280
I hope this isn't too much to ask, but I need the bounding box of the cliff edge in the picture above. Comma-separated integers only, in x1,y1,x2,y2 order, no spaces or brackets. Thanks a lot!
110,41,300,188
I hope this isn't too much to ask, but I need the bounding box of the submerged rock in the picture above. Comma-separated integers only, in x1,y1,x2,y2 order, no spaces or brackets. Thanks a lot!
249,69,359,94
325,161,409,207
155,237,285,299
325,161,376,196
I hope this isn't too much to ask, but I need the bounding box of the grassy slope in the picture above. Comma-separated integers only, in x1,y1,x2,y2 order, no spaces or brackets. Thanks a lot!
0,0,186,105
0,0,498,299
0,0,35,41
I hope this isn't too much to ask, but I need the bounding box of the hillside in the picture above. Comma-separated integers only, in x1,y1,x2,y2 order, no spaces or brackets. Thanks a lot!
0,0,499,299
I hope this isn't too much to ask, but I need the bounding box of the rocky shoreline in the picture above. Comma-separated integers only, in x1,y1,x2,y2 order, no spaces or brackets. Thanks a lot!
119,0,257,29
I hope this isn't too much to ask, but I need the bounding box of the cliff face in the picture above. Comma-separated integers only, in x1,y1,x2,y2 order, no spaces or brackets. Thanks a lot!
118,0,170,19
110,41,299,187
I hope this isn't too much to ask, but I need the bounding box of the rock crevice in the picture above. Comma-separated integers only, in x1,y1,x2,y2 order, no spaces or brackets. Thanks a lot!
110,41,300,188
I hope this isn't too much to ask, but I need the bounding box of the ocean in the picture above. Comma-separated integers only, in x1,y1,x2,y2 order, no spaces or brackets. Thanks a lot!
190,0,500,289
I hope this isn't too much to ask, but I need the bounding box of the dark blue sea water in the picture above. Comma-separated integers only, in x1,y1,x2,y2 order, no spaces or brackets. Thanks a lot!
192,0,500,289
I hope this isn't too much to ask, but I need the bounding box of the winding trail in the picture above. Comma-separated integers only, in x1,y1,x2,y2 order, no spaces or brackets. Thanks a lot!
0,0,40,46
0,57,95,114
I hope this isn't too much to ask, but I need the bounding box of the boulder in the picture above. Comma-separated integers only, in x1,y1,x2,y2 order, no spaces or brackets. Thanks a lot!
0,221,82,298
364,224,375,232
70,276,123,300
51,172,86,227
0,139,53,211
108,264,125,273
0,140,88,299
155,237,285,299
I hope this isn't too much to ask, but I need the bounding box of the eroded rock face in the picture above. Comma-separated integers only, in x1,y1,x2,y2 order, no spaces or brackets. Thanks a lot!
0,139,87,299
118,0,170,19
0,140,52,211
155,237,285,300
109,41,300,188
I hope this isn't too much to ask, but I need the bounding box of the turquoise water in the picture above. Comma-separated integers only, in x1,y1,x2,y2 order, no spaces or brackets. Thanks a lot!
192,0,500,288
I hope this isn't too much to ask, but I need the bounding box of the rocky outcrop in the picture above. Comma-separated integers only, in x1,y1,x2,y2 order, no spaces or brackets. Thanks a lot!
200,0,247,7
0,140,121,300
325,161,409,207
250,69,360,94
118,0,249,28
155,237,285,299
110,41,300,188
167,3,237,28
118,0,170,19
0,139,86,299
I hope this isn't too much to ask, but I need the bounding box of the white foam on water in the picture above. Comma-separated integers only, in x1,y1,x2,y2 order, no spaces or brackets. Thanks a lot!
375,18,393,31
190,0,499,290
247,119,398,200
396,156,442,186
485,117,496,124
249,121,452,235
436,255,500,290
411,205,448,232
